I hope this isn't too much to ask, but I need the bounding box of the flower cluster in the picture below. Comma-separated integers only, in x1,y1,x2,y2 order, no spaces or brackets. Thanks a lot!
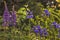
44,9,50,16
2,1,10,27
33,25,48,37
26,10,33,19
11,9,16,26
52,22,60,28
2,1,16,27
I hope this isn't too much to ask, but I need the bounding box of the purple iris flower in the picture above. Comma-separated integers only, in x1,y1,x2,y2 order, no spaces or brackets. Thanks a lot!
26,15,33,19
34,29,39,34
44,9,50,16
42,28,48,36
26,10,33,19
55,24,60,28
52,22,57,25
33,25,43,36
39,29,43,36
33,26,48,37
33,25,40,34
36,25,42,31
36,25,40,29
52,22,60,28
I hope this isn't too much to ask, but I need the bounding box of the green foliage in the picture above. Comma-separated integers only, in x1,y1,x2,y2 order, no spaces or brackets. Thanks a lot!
17,7,27,19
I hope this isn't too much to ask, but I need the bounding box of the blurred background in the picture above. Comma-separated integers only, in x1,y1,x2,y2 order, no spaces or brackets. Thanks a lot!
0,0,60,40
0,0,60,16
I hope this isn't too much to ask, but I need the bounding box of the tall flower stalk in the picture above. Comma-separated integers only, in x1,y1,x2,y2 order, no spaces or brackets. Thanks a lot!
11,5,16,26
2,1,10,27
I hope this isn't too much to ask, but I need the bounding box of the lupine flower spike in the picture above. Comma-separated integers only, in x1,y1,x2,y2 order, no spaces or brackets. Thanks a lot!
2,1,10,27
11,5,17,26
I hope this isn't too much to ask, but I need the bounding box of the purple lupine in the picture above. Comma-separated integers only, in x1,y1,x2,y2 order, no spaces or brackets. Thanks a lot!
2,1,10,26
44,9,50,16
9,15,13,26
58,29,60,34
11,5,16,26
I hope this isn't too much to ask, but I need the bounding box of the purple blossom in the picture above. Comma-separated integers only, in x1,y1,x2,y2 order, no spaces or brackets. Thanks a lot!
34,29,39,34
2,1,10,26
26,15,33,19
52,22,57,25
33,25,40,33
39,29,43,36
52,22,60,28
55,24,60,28
42,28,48,36
44,9,50,16
36,25,42,32
36,25,41,29
3,6,10,22
33,25,43,35
9,15,13,26
2,22,9,27
11,5,16,26
33,25,48,36
11,11,16,26
26,10,33,19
